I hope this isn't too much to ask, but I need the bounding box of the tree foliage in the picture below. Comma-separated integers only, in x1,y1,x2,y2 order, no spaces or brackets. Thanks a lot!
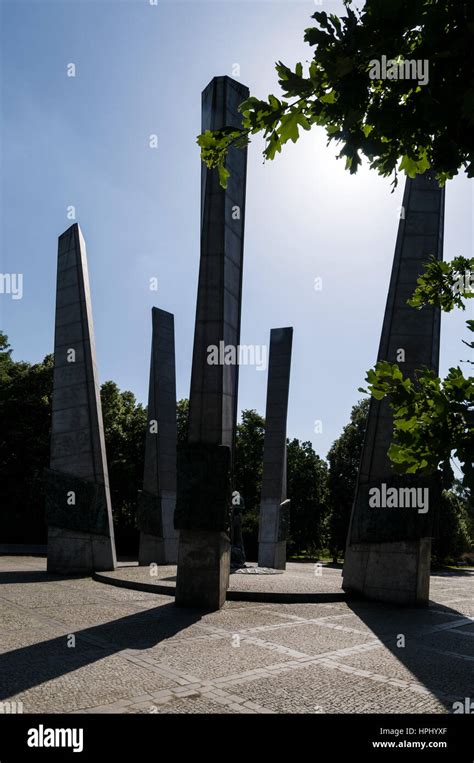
100,381,147,553
0,333,53,543
234,409,265,559
2,333,471,563
198,0,474,188
432,490,473,565
235,409,265,511
408,256,474,313
0,333,148,552
176,398,190,448
233,411,329,558
326,399,369,562
287,438,329,556
361,259,474,498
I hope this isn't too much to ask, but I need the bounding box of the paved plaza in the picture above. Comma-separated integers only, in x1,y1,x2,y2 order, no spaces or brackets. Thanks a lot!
0,556,473,715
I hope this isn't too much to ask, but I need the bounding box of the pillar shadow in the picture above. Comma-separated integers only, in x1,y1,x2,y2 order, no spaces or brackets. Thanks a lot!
0,601,204,702
1,570,472,709
347,570,474,711
0,570,90,584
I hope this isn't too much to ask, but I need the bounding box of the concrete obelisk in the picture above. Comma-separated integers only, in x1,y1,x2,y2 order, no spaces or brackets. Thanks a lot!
138,307,178,565
46,223,116,573
343,173,445,605
175,76,249,609
258,327,293,569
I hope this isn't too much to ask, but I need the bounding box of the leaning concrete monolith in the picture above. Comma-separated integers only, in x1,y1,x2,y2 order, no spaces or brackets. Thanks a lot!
343,173,445,605
175,76,249,609
258,327,293,570
138,307,178,565
46,223,116,573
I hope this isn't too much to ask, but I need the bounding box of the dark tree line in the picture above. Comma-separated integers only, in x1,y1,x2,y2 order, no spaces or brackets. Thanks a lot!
1,331,472,565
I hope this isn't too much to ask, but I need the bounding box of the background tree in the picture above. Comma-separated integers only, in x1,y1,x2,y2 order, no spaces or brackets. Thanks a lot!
432,490,473,566
287,439,329,557
234,409,265,509
233,412,330,560
0,332,52,543
178,404,330,559
176,398,190,448
0,332,14,383
0,334,149,553
326,398,369,563
100,381,147,555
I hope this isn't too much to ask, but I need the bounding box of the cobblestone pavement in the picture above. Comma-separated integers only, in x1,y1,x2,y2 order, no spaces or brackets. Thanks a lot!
0,556,472,714
96,561,345,596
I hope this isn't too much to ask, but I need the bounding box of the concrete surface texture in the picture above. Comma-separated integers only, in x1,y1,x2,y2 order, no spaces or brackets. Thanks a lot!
46,224,116,575
175,76,249,610
138,308,178,566
1,556,473,714
258,327,293,570
344,173,445,605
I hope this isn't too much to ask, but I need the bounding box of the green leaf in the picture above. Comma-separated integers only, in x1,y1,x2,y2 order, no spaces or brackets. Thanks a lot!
320,90,336,104
399,152,430,178
265,131,282,161
218,163,230,189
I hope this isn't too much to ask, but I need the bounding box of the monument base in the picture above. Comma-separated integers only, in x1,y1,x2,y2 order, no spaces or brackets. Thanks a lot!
138,532,179,566
47,526,116,574
258,542,286,570
138,532,165,566
342,538,431,606
163,537,179,565
258,499,289,571
161,494,179,564
175,529,230,610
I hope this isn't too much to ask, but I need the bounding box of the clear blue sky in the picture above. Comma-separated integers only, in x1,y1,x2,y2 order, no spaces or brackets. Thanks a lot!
1,0,472,460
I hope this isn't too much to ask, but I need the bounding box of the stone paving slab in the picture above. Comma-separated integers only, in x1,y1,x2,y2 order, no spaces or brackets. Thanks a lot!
0,556,472,715
0,626,73,655
94,561,347,601
142,638,300,681
239,621,378,654
336,645,474,700
256,601,351,619
219,660,449,714
1,653,177,714
33,602,155,628
141,697,239,714
421,632,474,657
189,606,301,631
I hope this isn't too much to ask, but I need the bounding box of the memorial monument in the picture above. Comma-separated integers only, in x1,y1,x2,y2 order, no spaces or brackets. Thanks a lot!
138,307,178,565
258,327,293,570
46,223,116,574
343,173,445,605
175,76,249,609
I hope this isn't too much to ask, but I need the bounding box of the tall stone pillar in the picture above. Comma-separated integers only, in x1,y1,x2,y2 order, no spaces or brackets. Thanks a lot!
343,173,445,605
138,307,178,565
175,76,249,609
258,327,293,570
46,223,116,573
